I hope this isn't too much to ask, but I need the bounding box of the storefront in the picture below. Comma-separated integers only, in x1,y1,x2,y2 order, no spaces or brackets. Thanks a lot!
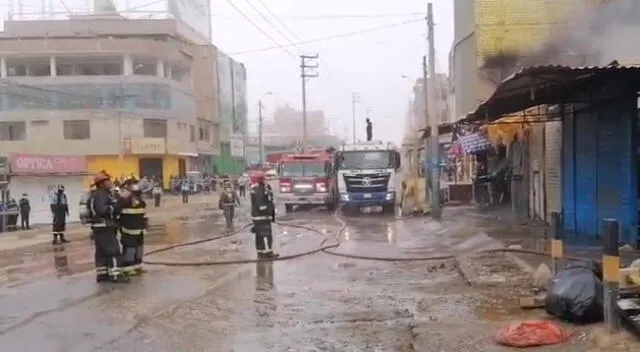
86,138,186,189
9,153,88,225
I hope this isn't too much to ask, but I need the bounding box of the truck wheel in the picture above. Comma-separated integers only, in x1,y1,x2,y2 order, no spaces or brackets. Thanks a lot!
285,204,294,213
383,204,395,215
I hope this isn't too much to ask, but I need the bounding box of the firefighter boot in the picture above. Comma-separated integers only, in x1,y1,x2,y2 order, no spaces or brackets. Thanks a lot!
263,237,279,258
110,274,131,283
59,233,71,244
96,274,111,283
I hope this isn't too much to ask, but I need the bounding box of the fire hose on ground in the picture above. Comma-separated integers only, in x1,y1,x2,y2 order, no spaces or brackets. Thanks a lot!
143,208,595,267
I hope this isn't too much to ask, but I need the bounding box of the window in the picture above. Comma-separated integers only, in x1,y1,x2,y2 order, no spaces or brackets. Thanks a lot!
279,162,326,177
0,121,26,141
63,120,90,140
337,151,393,170
199,126,210,141
143,119,167,138
189,125,195,142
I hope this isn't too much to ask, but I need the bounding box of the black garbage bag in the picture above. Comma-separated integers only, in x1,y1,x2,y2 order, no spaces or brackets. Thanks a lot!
544,261,604,324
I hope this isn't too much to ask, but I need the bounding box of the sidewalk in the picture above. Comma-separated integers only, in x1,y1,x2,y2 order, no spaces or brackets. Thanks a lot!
0,194,218,251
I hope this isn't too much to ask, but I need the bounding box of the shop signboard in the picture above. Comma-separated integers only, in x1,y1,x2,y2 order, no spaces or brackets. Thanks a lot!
10,154,87,175
167,0,211,43
123,138,166,155
230,133,244,158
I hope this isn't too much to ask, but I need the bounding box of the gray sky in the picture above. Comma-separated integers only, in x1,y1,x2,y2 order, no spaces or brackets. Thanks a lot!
4,0,453,145
211,0,453,144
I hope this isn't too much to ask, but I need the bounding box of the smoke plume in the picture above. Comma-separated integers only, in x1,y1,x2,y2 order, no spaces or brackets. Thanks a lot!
522,0,640,67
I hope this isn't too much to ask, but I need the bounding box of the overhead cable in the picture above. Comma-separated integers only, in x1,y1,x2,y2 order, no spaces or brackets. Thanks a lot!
224,0,297,58
228,18,422,55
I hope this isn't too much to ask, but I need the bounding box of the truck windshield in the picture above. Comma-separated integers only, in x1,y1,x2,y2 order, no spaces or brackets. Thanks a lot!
338,151,393,170
280,162,326,177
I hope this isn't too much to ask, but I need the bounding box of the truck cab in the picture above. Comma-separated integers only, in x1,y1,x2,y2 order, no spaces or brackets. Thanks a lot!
330,140,401,214
277,153,333,213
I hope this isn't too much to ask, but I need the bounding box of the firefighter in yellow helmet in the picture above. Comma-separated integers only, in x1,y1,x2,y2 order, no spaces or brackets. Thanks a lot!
118,176,148,276
87,170,129,283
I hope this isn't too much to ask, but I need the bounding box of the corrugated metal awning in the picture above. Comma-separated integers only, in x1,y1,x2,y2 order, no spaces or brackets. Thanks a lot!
461,61,640,124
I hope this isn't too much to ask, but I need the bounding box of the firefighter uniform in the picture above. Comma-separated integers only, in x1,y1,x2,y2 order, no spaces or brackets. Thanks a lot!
88,171,129,283
219,183,240,227
118,186,147,276
250,177,279,258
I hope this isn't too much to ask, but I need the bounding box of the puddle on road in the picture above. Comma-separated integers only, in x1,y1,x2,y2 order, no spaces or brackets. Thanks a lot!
474,297,534,322
0,214,225,287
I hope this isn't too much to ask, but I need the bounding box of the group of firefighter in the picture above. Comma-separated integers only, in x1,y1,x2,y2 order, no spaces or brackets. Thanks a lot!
83,170,279,283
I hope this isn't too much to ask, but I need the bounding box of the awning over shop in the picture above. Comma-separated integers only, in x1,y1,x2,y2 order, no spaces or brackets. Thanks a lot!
461,62,640,124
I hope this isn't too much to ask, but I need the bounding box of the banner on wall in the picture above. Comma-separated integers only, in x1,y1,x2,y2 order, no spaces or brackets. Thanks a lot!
167,0,211,42
217,52,234,141
231,61,247,134
230,134,244,158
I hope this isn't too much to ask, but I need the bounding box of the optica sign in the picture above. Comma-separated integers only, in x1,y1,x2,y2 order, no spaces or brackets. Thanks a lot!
10,153,88,175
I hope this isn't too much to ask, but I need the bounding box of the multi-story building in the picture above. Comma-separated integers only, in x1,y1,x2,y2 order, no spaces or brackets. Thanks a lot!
263,105,326,146
215,51,248,174
0,13,225,187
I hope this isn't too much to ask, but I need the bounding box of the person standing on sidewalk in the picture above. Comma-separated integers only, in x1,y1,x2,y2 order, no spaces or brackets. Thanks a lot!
180,180,190,204
152,183,163,207
18,193,30,230
118,178,148,276
50,185,70,244
88,170,129,283
250,175,279,259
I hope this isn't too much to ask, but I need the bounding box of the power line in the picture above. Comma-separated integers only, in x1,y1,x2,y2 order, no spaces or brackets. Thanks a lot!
251,0,302,42
228,18,422,55
241,0,301,51
223,0,296,58
212,13,426,20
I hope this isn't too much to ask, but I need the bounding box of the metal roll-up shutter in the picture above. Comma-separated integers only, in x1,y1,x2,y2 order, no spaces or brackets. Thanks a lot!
574,111,598,239
596,103,636,244
528,124,545,220
544,121,562,222
562,113,576,235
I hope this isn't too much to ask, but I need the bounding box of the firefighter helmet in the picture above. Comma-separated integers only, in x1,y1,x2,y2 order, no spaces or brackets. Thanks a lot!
93,170,111,185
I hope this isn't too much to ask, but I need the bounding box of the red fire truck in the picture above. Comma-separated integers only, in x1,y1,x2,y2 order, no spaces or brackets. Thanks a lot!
277,152,334,213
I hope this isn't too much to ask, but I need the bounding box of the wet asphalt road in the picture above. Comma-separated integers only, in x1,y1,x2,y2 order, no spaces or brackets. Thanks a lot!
0,206,615,351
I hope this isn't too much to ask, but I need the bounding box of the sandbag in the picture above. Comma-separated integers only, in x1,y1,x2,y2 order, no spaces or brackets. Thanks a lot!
544,261,603,323
495,320,572,347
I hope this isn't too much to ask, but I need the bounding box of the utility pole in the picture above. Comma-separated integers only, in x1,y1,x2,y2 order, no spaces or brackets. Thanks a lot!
427,2,441,219
300,54,319,151
258,100,264,164
351,92,360,143
422,56,430,214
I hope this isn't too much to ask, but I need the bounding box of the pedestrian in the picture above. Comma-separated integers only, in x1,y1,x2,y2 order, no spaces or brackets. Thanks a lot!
366,118,373,141
119,178,148,276
181,180,189,204
250,175,279,258
6,196,18,231
87,170,129,283
238,174,248,198
219,181,240,228
18,193,30,230
152,183,162,207
50,185,70,244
